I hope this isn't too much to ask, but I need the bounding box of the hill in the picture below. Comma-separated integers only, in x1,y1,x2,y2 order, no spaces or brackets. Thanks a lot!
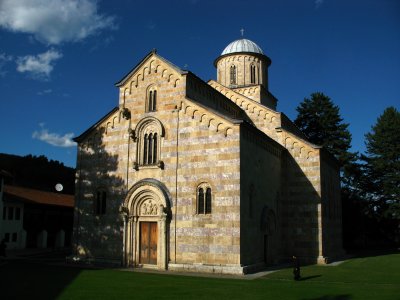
0,153,75,194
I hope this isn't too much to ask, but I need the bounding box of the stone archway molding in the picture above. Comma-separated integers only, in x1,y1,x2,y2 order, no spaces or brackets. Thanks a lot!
122,178,171,269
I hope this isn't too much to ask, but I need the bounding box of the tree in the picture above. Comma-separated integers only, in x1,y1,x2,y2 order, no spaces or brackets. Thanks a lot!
294,92,356,176
362,107,400,227
0,153,75,194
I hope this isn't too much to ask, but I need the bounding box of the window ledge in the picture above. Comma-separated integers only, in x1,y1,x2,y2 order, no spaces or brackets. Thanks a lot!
133,160,164,170
195,213,212,217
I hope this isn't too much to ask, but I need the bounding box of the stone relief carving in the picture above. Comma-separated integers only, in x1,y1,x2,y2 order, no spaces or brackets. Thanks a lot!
141,200,158,216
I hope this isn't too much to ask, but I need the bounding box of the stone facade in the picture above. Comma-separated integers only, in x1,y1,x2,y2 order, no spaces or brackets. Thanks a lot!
72,39,343,274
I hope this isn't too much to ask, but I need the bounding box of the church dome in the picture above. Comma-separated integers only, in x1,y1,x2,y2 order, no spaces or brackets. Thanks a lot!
221,38,264,55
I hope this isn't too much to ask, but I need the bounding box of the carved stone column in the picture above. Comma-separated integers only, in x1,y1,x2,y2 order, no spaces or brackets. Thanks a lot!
126,216,133,266
132,216,138,266
158,205,168,269
122,215,127,266
119,206,129,266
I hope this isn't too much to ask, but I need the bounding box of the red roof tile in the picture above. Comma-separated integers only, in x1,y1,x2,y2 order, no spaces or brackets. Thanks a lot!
4,185,74,208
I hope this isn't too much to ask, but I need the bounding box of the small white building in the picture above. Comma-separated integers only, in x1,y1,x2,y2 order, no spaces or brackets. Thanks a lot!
0,170,24,249
0,175,74,250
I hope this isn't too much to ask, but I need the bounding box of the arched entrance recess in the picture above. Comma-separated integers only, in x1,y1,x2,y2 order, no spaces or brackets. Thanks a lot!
122,179,171,269
260,206,277,265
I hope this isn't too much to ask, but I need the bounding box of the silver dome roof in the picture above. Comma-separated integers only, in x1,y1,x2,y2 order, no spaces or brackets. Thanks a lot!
221,38,264,55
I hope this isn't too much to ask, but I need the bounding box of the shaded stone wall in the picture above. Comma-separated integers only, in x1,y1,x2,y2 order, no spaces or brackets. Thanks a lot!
320,151,344,261
209,80,342,264
74,54,187,260
239,124,283,267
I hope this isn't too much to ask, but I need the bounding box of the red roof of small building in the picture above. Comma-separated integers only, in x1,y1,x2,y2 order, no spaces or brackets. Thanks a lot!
0,169,13,178
3,185,74,208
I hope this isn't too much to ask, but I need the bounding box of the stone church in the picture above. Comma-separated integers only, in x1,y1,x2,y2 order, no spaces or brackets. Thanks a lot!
72,38,343,274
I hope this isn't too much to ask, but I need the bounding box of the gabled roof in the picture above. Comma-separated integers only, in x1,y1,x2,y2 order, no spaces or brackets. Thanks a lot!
115,49,187,87
4,185,74,208
73,107,119,143
185,72,251,124
74,51,189,144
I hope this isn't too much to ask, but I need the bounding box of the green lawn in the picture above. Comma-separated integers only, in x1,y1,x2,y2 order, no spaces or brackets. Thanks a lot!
1,253,399,300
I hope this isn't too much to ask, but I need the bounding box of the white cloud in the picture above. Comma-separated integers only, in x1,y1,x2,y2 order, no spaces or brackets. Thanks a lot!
146,20,156,30
37,89,52,95
0,53,13,77
315,0,324,9
16,49,62,79
0,0,116,45
32,125,76,147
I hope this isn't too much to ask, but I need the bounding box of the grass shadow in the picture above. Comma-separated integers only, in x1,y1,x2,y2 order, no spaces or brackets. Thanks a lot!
0,260,83,300
345,248,399,260
302,296,352,300
299,274,322,281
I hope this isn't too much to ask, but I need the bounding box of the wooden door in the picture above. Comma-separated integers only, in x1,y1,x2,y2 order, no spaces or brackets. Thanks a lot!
140,222,157,264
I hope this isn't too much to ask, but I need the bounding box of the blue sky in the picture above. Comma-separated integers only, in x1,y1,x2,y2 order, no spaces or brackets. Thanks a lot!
0,0,399,168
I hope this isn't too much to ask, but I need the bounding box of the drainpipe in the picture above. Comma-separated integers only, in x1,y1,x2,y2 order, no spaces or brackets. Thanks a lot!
126,117,131,190
75,144,83,255
173,105,180,263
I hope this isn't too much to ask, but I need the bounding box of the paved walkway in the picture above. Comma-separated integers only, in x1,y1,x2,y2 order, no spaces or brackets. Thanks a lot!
1,248,283,279
119,266,281,280
1,248,348,280
4,248,57,258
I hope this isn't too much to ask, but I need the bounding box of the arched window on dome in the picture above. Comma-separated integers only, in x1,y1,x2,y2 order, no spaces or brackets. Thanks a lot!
250,64,256,84
230,65,237,85
146,87,157,112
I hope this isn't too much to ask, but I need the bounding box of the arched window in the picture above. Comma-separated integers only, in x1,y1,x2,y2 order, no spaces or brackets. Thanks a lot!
142,132,158,165
197,183,212,214
250,64,256,84
135,117,164,168
95,190,107,215
205,188,212,214
146,87,157,112
148,133,153,164
143,134,148,164
230,65,236,84
198,188,204,214
153,133,158,162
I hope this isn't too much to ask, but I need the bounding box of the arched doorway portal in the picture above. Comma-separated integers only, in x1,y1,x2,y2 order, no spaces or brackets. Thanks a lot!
122,179,171,269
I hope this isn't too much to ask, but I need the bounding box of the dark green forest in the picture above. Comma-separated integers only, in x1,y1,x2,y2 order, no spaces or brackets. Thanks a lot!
295,93,399,250
0,153,75,194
